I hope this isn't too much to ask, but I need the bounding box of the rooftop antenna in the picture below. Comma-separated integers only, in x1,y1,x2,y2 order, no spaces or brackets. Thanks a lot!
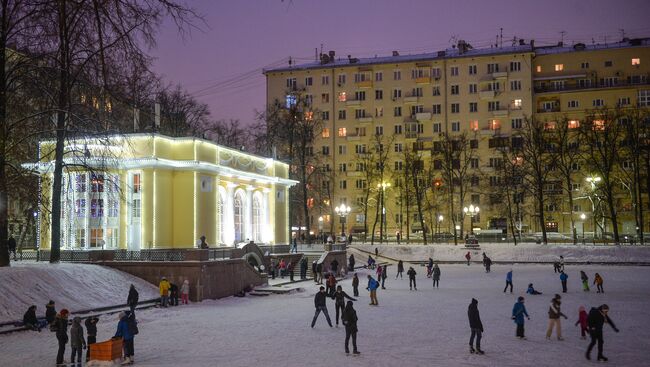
315,48,318,61
512,36,517,47
560,30,566,45
495,33,498,48
619,28,626,40
288,56,292,66
500,27,503,47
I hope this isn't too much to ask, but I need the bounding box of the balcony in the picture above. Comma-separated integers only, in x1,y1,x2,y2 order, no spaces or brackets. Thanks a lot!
415,76,431,84
403,95,419,104
536,106,561,113
491,108,509,117
481,127,501,136
479,90,497,100
492,71,508,79
346,133,361,141
357,116,373,123
346,99,361,107
405,132,418,139
415,112,432,121
355,80,373,89
534,78,650,93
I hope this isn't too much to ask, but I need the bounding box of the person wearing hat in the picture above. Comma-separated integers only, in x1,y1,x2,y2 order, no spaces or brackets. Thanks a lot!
546,294,568,340
70,316,86,365
55,309,70,365
159,277,170,307
512,296,530,339
45,300,57,326
114,311,136,364
127,284,139,313
85,316,99,362
586,304,619,362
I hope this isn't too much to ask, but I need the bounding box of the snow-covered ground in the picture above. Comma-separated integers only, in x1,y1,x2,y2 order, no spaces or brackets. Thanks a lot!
0,263,159,323
1,262,648,366
355,242,650,263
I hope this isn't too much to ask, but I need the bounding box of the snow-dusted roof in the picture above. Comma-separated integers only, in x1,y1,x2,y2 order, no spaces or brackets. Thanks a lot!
534,37,650,55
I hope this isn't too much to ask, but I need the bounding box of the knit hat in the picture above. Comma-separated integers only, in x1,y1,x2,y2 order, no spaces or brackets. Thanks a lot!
47,300,55,306
60,309,69,317
579,305,586,312
600,304,610,311
518,296,525,301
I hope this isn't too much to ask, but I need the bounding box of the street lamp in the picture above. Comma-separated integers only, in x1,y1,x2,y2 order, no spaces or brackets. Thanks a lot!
463,204,480,235
586,176,601,241
580,213,586,245
334,204,351,237
437,215,444,235
377,182,391,243
318,216,323,240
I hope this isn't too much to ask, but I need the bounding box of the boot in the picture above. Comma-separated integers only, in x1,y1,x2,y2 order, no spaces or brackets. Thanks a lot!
476,349,485,355
121,357,132,365
598,356,608,362
469,346,475,354
353,350,360,355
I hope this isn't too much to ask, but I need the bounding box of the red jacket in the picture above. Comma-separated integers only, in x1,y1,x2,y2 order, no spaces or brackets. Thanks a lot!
575,310,588,329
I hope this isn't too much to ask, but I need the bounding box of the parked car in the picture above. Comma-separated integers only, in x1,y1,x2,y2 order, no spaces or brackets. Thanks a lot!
465,235,479,245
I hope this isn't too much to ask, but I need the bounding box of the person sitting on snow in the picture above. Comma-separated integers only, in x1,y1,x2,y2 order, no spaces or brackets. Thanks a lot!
526,283,543,295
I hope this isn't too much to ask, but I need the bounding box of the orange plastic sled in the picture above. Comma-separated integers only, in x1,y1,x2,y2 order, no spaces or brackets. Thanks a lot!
89,337,123,361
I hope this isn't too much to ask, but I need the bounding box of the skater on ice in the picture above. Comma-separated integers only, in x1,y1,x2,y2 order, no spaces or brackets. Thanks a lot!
467,298,484,354
526,283,542,295
546,294,567,340
396,260,404,279
575,305,588,339
465,251,471,266
559,271,568,293
69,316,86,365
432,263,441,288
334,285,357,326
311,286,333,328
366,275,379,305
593,273,604,293
407,266,417,290
352,273,360,297
586,304,619,362
127,284,139,313
512,296,530,339
342,301,360,355
504,269,513,293
580,271,590,292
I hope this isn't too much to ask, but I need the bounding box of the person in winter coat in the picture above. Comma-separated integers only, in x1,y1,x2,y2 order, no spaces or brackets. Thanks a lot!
114,311,136,364
23,305,46,331
288,261,295,282
342,301,360,354
484,257,492,273
46,300,57,326
375,265,383,282
348,254,355,271
330,259,339,276
575,305,589,339
316,262,324,284
559,256,565,271
367,275,379,305
270,259,276,280
84,316,98,362
300,257,308,280
465,251,471,266
127,284,139,313
159,277,170,307
546,294,568,340
586,304,619,362
559,271,568,293
468,298,484,354
367,255,375,270
396,260,404,279
70,316,86,365
279,259,287,278
432,264,441,288
593,273,604,293
311,286,333,328
169,283,179,306
381,264,388,289
512,296,530,339
352,273,360,296
482,252,487,267
8,235,16,260
427,258,434,278
504,269,513,293
181,280,190,304
311,261,317,283
553,261,561,273
326,273,337,298
580,271,590,292
407,267,417,290
333,285,357,326
526,283,542,295
55,309,70,365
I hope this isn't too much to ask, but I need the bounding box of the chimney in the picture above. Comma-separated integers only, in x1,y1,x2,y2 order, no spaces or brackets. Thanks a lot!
519,39,525,46
530,39,535,48
392,51,399,57
328,50,335,60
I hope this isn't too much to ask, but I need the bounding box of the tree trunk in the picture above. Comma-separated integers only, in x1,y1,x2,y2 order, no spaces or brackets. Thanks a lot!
536,186,547,245
566,175,577,245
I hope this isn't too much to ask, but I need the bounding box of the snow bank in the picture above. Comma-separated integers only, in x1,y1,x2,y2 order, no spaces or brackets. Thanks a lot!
354,243,650,263
0,262,158,323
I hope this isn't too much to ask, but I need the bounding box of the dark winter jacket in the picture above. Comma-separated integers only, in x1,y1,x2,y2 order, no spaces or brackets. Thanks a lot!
23,308,38,326
407,268,417,279
342,307,358,332
397,261,404,272
349,255,355,268
114,314,134,341
314,291,327,308
587,307,618,333
330,259,339,272
432,265,441,280
85,317,98,337
580,271,588,282
381,266,387,279
512,301,529,325
127,286,139,307
334,290,356,306
548,299,566,319
506,271,513,282
45,303,56,324
468,299,483,331
70,317,86,348
55,314,69,343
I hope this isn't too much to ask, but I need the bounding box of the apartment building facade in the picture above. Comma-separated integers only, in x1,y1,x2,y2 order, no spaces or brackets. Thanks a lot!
265,38,650,240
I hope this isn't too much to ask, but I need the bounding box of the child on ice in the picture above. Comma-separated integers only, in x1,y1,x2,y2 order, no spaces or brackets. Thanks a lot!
181,279,190,304
575,305,589,339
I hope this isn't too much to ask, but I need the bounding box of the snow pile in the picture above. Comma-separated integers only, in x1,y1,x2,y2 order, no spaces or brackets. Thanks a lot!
0,264,647,366
354,243,650,263
0,263,158,323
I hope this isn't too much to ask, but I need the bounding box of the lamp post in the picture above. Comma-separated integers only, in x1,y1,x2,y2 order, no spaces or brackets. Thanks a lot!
437,214,444,235
318,216,323,241
334,204,351,238
377,182,391,243
580,213,586,245
463,204,480,235
586,176,601,241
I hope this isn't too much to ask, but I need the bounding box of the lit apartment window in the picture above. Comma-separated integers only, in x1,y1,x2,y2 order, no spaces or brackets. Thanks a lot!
593,120,605,130
338,128,347,137
305,111,313,121
469,120,479,131
568,120,580,129
285,95,296,108
536,65,542,73
554,64,564,71
632,58,641,65
512,99,523,109
322,128,330,138
338,92,346,102
544,121,557,130
489,119,501,130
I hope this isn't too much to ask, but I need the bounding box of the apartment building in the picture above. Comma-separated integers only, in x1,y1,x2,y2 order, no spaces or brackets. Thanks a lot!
264,38,650,239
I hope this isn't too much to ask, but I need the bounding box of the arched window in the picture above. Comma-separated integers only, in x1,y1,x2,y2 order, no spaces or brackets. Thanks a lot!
234,191,244,243
218,190,225,245
252,194,262,243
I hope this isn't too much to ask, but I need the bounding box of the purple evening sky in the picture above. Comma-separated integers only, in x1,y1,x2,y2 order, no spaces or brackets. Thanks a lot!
151,0,650,127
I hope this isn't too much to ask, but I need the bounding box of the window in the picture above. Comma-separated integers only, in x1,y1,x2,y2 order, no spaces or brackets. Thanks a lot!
356,179,367,189
451,121,460,132
305,111,313,121
592,99,604,107
510,61,521,72
487,63,499,73
567,100,579,108
618,97,631,106
355,109,366,119
544,121,557,130
469,120,478,131
354,91,366,101
322,146,330,155
469,102,478,112
393,70,401,80
632,58,641,66
578,79,592,88
321,93,329,103
433,122,441,133
375,107,383,117
470,158,479,169
511,118,522,129
338,163,347,172
488,101,500,111
322,75,329,85
571,183,581,191
639,90,650,107
469,84,477,94
411,69,426,79
91,174,104,193
410,105,424,115
541,101,557,112
76,174,86,192
338,92,347,102
322,111,329,120
375,72,383,81
593,120,605,130
487,81,500,91
375,90,383,100
450,85,459,95
432,104,442,114
510,80,521,91
354,73,367,83
468,65,477,75
90,228,103,248
394,143,403,152
554,64,564,71
131,198,140,218
339,180,347,189
108,198,118,217
286,78,297,89
411,87,423,97
392,89,402,99
536,65,542,73
568,120,580,129
451,103,460,113
470,139,479,149
512,99,523,109
394,106,402,117
375,126,384,135
75,199,86,217
338,74,346,84
581,62,590,69
600,77,618,87
432,86,441,96
338,110,346,120
338,145,346,155
394,125,402,134
305,77,313,86
322,128,330,138
431,67,441,78
450,66,459,76
488,119,501,130
571,162,580,171
338,128,347,137
604,60,613,67
394,161,403,171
